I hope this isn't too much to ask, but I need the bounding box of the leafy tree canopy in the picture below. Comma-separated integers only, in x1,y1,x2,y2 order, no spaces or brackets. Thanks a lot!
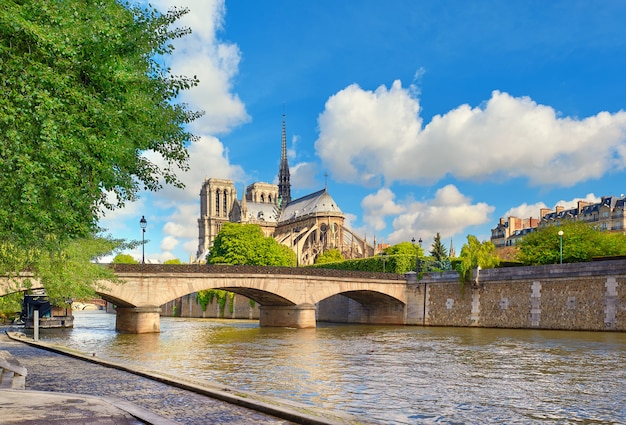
112,254,138,264
0,1,199,302
0,1,200,246
430,233,448,261
315,249,344,264
164,258,182,264
516,222,626,265
430,232,451,271
457,235,499,284
383,241,424,274
207,223,295,266
386,241,424,257
1,235,127,305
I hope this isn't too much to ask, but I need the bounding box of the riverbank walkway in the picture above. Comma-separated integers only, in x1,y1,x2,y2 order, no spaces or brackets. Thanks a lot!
0,330,361,425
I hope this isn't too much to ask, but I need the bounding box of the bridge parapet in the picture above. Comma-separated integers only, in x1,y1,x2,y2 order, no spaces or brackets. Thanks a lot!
111,263,406,281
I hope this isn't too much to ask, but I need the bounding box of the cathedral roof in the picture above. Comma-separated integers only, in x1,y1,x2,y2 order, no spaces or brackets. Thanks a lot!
279,188,343,223
243,202,280,223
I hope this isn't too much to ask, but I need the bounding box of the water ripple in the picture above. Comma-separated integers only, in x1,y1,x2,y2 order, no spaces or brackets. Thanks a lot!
38,312,626,425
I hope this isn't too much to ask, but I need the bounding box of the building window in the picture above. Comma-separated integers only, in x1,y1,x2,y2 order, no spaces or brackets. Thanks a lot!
223,192,227,215
215,189,220,215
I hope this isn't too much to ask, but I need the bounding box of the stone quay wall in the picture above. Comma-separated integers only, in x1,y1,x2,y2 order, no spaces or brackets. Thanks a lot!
410,259,626,331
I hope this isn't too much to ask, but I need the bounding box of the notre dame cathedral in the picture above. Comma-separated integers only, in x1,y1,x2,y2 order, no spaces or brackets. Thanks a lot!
196,116,374,265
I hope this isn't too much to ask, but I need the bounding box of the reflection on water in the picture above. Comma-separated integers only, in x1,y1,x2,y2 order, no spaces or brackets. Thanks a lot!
37,311,626,424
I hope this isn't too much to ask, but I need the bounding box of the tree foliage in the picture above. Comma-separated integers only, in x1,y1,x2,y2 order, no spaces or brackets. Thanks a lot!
516,222,626,265
164,258,182,264
385,241,423,273
0,292,22,318
429,232,451,271
0,1,200,302
457,235,499,285
315,249,344,264
1,236,125,306
112,254,138,264
207,223,295,266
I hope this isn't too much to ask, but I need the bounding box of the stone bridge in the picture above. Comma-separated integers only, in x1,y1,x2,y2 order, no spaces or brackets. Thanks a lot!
3,264,411,333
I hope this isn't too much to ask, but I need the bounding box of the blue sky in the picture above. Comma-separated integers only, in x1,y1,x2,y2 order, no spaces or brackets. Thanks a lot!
101,0,626,263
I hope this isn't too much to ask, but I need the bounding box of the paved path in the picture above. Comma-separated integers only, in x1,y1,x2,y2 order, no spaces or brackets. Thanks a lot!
0,331,294,424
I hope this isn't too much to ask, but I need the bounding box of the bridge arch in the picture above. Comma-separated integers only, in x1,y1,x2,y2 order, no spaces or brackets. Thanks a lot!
161,286,296,308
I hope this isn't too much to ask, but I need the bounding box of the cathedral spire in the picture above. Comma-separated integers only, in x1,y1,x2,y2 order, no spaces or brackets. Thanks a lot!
278,112,291,208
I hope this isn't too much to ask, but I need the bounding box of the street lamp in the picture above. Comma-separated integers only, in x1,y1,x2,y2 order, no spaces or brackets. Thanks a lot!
558,230,563,264
140,215,147,264
380,252,388,272
413,237,425,325
411,237,422,275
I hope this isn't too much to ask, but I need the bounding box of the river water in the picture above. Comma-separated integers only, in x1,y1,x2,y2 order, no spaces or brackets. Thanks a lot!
35,311,625,424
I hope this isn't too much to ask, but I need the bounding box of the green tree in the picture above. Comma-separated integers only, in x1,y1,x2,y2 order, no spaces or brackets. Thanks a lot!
457,235,499,287
430,232,451,271
385,241,423,274
316,249,344,264
0,2,200,301
164,258,182,265
112,254,138,264
0,2,200,244
207,223,295,266
0,292,23,320
516,222,626,265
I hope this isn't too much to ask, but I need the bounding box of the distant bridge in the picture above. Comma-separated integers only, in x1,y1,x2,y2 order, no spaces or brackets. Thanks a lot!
1,264,412,333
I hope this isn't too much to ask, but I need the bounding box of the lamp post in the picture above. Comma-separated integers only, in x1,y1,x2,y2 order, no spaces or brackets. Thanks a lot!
558,230,563,264
411,237,422,275
413,237,425,325
140,215,147,264
380,252,388,272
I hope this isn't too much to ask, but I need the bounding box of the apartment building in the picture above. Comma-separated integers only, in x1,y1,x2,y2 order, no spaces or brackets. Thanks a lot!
491,196,626,247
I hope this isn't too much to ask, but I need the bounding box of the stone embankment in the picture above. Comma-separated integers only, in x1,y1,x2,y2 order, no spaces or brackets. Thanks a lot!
0,330,364,425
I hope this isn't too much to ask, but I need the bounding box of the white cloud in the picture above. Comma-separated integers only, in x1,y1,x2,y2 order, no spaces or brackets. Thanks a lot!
98,198,149,245
502,202,548,220
503,193,602,219
380,184,494,245
152,0,249,134
160,235,179,252
361,188,406,231
290,162,319,190
315,82,626,188
554,193,602,209
315,80,422,186
288,134,300,161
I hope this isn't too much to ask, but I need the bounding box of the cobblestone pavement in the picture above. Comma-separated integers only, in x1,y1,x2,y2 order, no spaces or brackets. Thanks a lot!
0,332,293,425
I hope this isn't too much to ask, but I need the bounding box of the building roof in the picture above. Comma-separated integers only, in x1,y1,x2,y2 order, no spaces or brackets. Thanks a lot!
243,202,280,223
279,188,343,223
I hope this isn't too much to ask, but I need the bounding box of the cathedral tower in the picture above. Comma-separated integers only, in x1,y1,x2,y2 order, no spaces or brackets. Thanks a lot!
277,113,291,208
